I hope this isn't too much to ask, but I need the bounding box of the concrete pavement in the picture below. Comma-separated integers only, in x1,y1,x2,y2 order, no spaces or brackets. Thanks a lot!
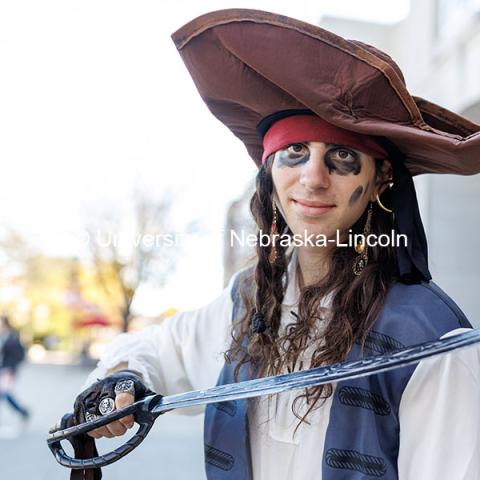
0,363,205,479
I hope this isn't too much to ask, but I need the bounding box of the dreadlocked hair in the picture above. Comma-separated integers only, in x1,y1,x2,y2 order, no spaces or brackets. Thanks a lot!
226,153,400,427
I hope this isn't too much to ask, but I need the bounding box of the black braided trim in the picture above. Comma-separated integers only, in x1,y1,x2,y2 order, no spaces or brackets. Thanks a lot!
359,330,405,355
205,444,235,471
338,386,391,416
326,448,387,477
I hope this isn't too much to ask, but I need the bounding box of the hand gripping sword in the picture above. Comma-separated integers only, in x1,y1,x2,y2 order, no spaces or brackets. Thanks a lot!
47,328,480,470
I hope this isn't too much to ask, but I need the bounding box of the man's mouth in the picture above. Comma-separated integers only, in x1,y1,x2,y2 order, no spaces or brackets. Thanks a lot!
292,198,336,217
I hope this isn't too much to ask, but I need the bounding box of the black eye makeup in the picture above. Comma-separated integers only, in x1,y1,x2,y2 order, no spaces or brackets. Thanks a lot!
325,145,362,175
276,143,310,167
275,143,363,173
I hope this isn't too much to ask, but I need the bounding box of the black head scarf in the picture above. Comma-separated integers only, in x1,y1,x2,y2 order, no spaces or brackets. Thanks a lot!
378,138,431,284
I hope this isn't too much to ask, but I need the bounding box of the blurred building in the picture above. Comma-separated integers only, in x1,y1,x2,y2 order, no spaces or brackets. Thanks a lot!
223,1,480,325
321,0,480,325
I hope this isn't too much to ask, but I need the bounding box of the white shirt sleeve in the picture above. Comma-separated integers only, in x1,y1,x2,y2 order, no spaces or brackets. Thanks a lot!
398,328,480,480
81,273,238,413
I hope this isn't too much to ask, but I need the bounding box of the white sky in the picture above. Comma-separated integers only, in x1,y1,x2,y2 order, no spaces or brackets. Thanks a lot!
0,1,410,314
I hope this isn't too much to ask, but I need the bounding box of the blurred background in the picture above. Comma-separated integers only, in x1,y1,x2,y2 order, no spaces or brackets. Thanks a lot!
0,0,479,478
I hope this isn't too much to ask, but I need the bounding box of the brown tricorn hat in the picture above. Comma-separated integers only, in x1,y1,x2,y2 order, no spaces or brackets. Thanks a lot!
172,8,480,176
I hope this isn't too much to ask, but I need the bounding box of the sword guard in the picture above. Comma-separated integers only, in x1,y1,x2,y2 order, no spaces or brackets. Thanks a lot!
47,394,163,469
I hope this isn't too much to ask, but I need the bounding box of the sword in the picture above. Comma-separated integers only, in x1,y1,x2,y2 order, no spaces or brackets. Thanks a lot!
47,328,480,470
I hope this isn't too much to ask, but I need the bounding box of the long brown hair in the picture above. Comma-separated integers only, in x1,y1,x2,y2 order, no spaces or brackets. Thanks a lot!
226,154,399,424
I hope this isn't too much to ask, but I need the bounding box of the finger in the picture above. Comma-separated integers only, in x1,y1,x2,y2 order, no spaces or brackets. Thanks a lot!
89,426,114,438
119,413,135,430
87,429,102,439
89,421,126,438
83,412,108,438
115,392,135,429
105,420,127,437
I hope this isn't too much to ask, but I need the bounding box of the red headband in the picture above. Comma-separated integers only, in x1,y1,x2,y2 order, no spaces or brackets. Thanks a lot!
261,114,388,163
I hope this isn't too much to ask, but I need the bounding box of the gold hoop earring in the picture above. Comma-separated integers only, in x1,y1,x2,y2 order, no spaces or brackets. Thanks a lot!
269,202,278,264
376,193,393,213
353,203,373,276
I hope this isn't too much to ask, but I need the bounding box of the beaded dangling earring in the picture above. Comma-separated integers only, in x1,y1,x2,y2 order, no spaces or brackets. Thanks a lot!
269,201,278,264
353,203,373,276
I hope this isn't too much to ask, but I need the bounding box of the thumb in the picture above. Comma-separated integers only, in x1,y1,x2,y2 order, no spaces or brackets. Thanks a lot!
115,392,135,429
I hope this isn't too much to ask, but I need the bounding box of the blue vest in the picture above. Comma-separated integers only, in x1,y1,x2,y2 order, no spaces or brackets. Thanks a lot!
204,270,471,479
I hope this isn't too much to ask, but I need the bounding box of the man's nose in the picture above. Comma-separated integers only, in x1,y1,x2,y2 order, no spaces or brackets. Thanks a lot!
299,145,331,190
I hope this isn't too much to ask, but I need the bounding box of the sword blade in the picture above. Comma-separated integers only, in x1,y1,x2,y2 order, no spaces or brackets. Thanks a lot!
152,329,480,414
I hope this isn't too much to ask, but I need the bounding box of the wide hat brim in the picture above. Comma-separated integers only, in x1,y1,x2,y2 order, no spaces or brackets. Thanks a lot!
172,8,480,176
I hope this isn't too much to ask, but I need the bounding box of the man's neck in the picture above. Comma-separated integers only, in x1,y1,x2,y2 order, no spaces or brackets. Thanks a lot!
296,245,334,287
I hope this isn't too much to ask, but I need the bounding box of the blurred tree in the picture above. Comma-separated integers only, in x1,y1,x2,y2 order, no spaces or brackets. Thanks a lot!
84,190,179,332
223,180,256,286
0,189,184,346
0,231,77,346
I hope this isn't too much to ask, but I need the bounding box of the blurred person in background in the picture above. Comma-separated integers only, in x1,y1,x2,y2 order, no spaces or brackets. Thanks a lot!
66,9,480,480
0,314,30,423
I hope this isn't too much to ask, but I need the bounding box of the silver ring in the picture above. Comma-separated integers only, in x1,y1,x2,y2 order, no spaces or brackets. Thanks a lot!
114,379,135,396
98,397,116,416
85,411,99,422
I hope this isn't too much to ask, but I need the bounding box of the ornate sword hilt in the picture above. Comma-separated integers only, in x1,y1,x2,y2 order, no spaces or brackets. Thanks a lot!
47,394,163,469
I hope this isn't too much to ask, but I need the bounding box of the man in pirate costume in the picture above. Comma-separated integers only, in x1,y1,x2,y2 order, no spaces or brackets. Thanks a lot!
73,9,480,480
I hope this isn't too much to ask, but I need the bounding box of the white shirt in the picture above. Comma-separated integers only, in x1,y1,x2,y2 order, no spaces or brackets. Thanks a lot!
84,254,480,480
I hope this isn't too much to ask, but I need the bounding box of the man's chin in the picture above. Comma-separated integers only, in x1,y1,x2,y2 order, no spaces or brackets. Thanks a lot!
289,228,339,244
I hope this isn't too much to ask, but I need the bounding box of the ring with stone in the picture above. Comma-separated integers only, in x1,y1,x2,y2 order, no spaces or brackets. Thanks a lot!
98,397,116,416
114,379,135,396
85,411,99,422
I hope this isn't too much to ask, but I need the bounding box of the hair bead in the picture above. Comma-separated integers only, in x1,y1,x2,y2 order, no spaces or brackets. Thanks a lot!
250,311,267,334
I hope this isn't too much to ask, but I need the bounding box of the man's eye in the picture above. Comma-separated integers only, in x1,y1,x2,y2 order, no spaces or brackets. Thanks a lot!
331,148,356,161
286,144,307,154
